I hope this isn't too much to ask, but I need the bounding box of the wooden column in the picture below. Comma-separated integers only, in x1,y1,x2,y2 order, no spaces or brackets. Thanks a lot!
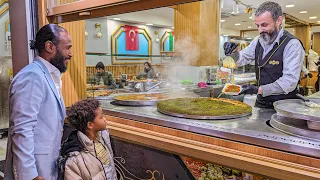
313,32,320,54
198,0,220,66
38,0,87,107
174,2,200,66
174,0,220,66
294,25,311,52
59,21,87,107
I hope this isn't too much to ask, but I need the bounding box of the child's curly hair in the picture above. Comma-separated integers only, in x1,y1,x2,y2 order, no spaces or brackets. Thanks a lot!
67,99,100,133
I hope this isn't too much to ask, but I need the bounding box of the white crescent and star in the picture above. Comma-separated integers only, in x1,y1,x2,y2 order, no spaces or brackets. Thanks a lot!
129,30,136,42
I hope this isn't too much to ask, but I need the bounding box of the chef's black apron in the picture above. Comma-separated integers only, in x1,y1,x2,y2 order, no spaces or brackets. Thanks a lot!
254,30,303,108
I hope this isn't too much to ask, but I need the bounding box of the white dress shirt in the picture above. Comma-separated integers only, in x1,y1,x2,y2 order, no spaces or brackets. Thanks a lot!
38,56,62,98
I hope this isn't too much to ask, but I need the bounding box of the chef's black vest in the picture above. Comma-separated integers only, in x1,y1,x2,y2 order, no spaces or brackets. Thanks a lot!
254,30,304,108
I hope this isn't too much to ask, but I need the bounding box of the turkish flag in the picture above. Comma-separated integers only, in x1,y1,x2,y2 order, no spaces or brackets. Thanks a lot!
125,25,139,50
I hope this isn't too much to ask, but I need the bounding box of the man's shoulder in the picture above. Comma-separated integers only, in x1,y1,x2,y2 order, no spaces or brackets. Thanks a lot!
14,61,44,80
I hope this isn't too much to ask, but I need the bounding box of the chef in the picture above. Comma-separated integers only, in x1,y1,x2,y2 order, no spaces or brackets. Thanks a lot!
223,1,305,108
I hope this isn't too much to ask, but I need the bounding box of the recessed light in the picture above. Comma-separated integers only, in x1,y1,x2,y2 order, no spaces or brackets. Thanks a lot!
220,20,226,22
285,4,295,8
299,11,307,14
146,23,153,26
113,18,121,20
248,26,252,29
235,23,241,26
309,17,317,19
246,37,252,40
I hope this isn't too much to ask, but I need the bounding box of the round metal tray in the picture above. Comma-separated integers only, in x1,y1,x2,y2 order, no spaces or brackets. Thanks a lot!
274,99,320,122
113,99,159,106
270,114,320,141
112,93,165,106
157,108,251,120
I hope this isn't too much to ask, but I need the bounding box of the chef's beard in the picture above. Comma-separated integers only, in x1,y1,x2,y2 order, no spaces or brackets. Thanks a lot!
51,49,69,73
260,26,279,45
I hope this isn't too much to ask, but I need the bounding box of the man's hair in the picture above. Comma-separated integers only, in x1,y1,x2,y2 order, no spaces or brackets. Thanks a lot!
30,24,67,53
255,1,283,21
95,62,105,70
67,99,100,133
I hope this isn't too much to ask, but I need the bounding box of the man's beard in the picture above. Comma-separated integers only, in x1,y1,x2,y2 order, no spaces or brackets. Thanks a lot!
51,50,69,73
260,27,279,44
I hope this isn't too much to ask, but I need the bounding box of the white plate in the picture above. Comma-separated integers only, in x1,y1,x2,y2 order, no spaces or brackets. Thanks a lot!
222,83,242,96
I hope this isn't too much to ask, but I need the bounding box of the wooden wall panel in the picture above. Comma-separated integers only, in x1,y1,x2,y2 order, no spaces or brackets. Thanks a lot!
174,0,220,66
59,21,86,107
86,64,168,80
174,2,200,66
294,25,311,52
199,0,220,66
313,32,320,54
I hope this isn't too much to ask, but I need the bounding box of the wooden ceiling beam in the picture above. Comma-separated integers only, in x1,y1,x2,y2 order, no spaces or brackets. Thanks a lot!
47,0,202,23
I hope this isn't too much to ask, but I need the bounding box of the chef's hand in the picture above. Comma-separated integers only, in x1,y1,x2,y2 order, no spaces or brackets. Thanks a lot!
308,73,313,78
223,42,238,56
240,84,259,95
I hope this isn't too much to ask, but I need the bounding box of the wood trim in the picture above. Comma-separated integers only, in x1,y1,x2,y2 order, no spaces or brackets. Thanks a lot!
37,0,49,28
48,0,130,15
47,0,203,23
106,115,320,180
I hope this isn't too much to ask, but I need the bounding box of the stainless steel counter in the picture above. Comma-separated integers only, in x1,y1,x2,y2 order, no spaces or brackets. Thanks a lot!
101,99,320,159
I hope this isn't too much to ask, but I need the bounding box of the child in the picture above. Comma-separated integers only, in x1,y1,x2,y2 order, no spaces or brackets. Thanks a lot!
58,99,117,180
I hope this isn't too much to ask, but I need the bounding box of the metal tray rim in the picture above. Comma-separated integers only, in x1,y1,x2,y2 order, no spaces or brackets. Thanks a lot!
157,108,251,120
274,99,320,122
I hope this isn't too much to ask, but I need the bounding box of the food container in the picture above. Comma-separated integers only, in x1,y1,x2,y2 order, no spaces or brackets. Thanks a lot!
222,83,242,96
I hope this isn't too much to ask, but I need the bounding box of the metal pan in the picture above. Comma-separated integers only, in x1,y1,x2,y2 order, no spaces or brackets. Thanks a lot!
274,99,320,122
157,108,251,120
112,92,166,106
270,114,320,141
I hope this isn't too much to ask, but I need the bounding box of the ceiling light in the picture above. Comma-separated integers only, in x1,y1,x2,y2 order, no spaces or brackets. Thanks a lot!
113,18,121,20
293,30,295,32
248,26,252,29
317,21,320,23
223,35,228,37
146,23,153,26
235,23,241,26
220,20,226,22
285,4,295,8
172,27,174,29
309,17,317,19
246,37,252,40
299,11,307,14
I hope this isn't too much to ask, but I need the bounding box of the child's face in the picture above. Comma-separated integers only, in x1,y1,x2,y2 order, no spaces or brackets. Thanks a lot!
91,107,107,131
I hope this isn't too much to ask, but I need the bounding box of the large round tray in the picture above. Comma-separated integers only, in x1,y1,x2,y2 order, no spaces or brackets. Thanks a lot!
157,108,251,120
270,114,320,141
112,93,166,106
274,99,320,122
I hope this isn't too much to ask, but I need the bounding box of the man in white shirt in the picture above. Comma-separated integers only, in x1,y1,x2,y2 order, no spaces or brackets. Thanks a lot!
5,24,72,180
223,1,304,108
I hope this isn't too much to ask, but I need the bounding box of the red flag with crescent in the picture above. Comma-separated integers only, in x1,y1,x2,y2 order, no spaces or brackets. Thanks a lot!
125,25,139,50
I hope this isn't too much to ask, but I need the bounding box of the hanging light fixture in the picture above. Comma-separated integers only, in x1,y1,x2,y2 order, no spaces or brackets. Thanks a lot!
232,0,239,14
